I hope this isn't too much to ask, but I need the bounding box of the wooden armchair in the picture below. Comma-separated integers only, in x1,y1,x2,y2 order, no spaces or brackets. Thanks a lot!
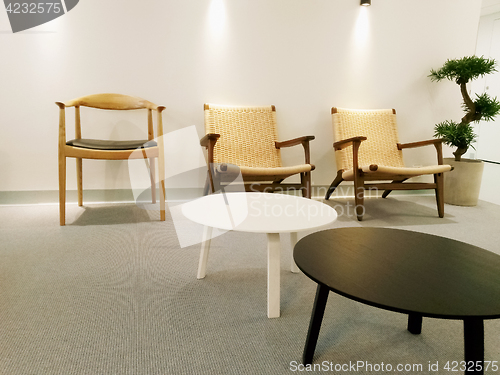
325,108,452,221
201,104,315,198
57,93,166,225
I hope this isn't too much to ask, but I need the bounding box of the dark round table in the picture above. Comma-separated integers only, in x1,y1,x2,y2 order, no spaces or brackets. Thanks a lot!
294,227,500,374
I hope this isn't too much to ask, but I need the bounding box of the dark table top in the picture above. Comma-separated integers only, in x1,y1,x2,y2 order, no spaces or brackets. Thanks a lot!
294,227,500,320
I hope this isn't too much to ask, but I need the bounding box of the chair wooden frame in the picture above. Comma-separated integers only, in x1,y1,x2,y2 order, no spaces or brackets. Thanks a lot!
325,107,452,221
57,93,166,225
201,104,315,198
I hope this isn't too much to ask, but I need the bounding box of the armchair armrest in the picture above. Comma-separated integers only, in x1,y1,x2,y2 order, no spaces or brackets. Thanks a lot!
56,102,67,149
332,136,367,184
200,133,220,147
200,133,220,165
397,138,443,150
275,135,315,149
333,136,367,151
397,138,445,165
275,135,315,165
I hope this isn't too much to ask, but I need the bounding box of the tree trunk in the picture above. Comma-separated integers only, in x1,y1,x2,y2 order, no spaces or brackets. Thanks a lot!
460,82,475,113
455,83,475,162
453,147,468,161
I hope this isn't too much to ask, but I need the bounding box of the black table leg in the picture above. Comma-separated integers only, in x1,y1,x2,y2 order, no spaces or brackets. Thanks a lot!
463,318,484,374
407,313,422,334
303,283,329,365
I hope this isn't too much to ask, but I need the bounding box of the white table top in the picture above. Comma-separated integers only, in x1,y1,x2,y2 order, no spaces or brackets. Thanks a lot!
181,192,337,233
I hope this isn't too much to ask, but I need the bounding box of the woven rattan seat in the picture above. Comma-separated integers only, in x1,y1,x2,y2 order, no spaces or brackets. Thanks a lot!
326,107,452,220
201,104,315,197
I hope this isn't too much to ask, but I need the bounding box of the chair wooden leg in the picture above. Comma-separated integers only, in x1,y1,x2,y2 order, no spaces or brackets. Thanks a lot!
207,164,217,194
434,173,444,218
213,171,222,193
203,174,211,196
301,171,312,199
76,158,83,206
149,157,156,204
382,178,407,198
59,155,66,226
159,179,166,221
325,170,343,200
157,156,165,222
353,174,365,221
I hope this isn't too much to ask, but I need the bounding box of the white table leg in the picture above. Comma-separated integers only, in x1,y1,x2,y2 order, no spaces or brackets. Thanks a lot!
290,232,300,273
267,233,281,318
197,226,213,279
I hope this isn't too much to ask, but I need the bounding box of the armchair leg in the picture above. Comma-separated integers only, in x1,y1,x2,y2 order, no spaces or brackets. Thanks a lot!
207,163,217,194
301,172,312,199
150,157,156,204
325,170,343,200
76,158,83,206
59,155,66,226
203,175,211,196
434,173,444,218
353,174,365,221
382,179,407,198
156,149,166,221
159,179,166,221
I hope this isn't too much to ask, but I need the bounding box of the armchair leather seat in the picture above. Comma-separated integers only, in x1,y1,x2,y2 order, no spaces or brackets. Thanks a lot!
66,139,157,150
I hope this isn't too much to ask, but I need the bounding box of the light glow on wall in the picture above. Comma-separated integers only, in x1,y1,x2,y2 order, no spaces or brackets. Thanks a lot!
345,6,373,104
208,0,227,39
353,6,370,50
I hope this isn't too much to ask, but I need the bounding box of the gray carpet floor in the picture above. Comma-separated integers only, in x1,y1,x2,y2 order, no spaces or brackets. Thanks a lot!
0,195,499,374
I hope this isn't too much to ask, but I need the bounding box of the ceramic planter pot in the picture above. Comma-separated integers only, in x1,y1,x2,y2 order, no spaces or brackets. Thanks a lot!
443,158,484,206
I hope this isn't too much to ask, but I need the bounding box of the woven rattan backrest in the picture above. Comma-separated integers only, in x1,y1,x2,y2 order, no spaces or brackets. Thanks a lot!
204,104,282,168
332,108,404,171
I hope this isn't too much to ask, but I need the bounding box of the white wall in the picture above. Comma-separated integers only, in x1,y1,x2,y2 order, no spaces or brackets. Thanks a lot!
475,7,500,205
0,0,482,193
472,10,500,162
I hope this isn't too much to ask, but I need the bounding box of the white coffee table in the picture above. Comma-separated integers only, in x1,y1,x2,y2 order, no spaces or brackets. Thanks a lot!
181,192,338,318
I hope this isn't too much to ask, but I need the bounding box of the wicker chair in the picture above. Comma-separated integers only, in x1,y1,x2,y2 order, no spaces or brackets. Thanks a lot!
56,93,166,225
201,104,315,198
325,108,453,221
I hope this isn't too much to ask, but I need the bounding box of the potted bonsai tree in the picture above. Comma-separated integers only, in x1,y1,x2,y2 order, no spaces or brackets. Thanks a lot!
429,55,500,205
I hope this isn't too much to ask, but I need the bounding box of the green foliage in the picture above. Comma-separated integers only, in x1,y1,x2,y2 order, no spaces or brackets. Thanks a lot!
430,56,499,160
434,120,476,150
429,55,497,84
472,93,500,122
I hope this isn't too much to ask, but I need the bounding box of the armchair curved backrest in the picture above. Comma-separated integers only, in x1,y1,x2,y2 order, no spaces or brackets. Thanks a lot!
204,104,282,168
201,103,314,198
63,93,159,111
333,108,404,171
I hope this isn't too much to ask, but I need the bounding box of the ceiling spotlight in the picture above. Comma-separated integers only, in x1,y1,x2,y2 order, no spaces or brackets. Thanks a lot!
361,0,371,6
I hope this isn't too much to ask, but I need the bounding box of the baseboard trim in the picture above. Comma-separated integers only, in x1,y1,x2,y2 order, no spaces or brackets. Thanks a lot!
0,186,434,206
